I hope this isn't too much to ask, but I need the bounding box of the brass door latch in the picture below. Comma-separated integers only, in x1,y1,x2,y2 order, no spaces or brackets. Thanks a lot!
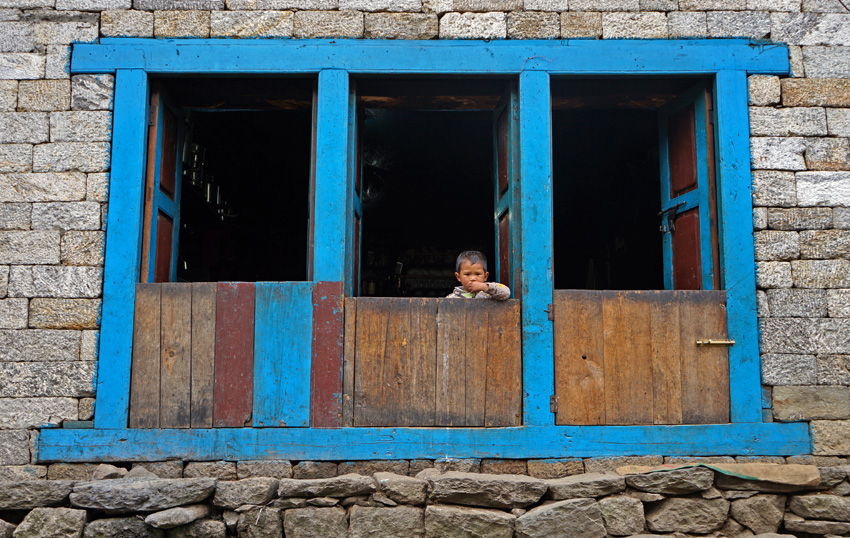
696,339,735,346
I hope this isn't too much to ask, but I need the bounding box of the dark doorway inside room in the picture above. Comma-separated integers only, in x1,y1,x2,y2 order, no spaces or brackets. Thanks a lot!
357,79,509,297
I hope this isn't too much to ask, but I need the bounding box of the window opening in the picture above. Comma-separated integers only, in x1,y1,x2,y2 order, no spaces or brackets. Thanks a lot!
146,78,315,283
356,79,513,297
551,77,710,291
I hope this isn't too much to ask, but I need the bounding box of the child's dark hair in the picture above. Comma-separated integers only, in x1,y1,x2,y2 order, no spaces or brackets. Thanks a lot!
455,250,488,273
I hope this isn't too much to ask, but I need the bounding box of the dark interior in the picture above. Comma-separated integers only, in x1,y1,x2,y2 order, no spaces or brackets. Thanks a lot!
165,78,314,283
358,78,509,297
551,77,700,290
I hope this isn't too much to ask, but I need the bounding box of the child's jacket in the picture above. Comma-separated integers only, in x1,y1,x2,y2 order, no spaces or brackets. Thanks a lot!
446,282,511,300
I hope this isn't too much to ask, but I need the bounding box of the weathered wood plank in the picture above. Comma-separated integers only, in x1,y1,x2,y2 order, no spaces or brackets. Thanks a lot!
342,297,356,427
408,298,437,426
554,291,604,426
379,298,409,427
159,282,191,428
603,291,653,425
353,297,388,427
464,301,488,427
213,282,255,428
649,290,682,425
681,291,730,424
486,300,522,427
436,299,466,426
254,282,313,427
190,282,216,429
129,283,161,429
310,281,344,428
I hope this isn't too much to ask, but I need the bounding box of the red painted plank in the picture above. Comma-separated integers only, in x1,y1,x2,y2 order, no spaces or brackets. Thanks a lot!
213,282,255,427
311,281,344,428
672,208,702,290
667,103,697,197
154,212,172,283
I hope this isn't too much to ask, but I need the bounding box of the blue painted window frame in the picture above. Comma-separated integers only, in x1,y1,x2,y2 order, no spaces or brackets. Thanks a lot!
38,39,811,462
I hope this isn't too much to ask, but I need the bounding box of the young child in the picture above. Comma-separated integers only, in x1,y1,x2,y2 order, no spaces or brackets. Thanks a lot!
446,250,511,300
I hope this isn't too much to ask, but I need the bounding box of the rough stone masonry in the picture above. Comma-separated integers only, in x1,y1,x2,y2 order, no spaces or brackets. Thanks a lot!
0,461,849,537
1,0,850,490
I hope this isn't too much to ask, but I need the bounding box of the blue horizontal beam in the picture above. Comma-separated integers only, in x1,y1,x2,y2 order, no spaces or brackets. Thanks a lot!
38,423,810,462
71,39,790,76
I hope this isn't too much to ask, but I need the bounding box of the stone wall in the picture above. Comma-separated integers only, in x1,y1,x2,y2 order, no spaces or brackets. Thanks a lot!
0,0,849,467
1,461,849,537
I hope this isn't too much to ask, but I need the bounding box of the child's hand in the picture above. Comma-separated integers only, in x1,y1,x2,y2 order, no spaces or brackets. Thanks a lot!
466,281,489,293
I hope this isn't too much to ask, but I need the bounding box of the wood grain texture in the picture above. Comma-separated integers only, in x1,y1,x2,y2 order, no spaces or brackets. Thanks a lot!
554,291,604,426
681,291,730,424
353,297,387,427
464,301,488,427
649,291,682,425
436,299,466,426
342,298,356,427
408,298,438,426
129,284,161,429
213,282,255,428
190,282,216,428
311,281,344,428
486,300,522,427
159,283,191,428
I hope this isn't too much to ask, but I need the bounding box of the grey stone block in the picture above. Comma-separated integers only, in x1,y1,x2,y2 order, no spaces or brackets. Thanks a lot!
640,0,676,10
9,265,102,298
515,498,606,538
439,12,505,39
645,497,729,534
50,111,112,142
0,231,59,264
507,12,559,39
29,297,101,329
837,207,850,229
30,12,99,45
748,0,801,10
789,494,850,520
133,461,185,478
680,0,744,8
213,477,278,509
0,297,26,328
545,473,626,500
226,0,338,9
0,203,30,229
18,80,70,112
766,288,827,317
748,75,780,106
772,13,850,46
797,171,850,207
293,10,363,37
625,467,714,494
774,385,850,421
0,465,47,480
365,13,437,39
282,507,347,538
138,0,224,8
0,21,33,52
47,462,98,480
32,201,101,231
560,12,602,38
803,46,850,78
86,173,108,202
805,137,850,171
792,260,850,288
71,478,217,512
762,353,818,385
33,142,110,173
783,78,850,107
0,112,48,144
757,289,769,317
827,109,850,137
44,45,71,81
341,0,419,10
183,461,237,480
79,396,94,420
668,11,706,38
828,289,850,317
80,329,96,361
0,430,29,465
584,456,663,473
424,504,514,538
13,506,86,537
280,473,375,498
375,472,426,505
598,495,644,537
339,461,409,476
154,10,211,38
0,396,77,428
237,460,293,479
768,208,832,230
602,12,667,38
210,10,293,37
0,144,32,173
423,470,546,509
480,459,527,475
61,231,104,266
0,361,95,397
570,0,637,10
145,504,210,529
349,505,425,538
730,494,785,535
761,317,850,354
100,9,154,37
293,461,337,478
813,420,850,454
749,107,828,137
56,0,132,8
804,0,847,11
0,172,87,202
818,354,850,384
706,11,770,38
0,329,81,362
523,0,566,11
752,170,797,207
751,137,806,171
0,481,73,509
801,229,850,259
0,53,45,80
0,80,16,110
754,230,800,261
451,0,520,11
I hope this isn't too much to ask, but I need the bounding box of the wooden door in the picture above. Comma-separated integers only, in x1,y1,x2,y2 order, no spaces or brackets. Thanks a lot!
493,82,521,296
658,82,720,291
141,82,186,283
553,290,730,426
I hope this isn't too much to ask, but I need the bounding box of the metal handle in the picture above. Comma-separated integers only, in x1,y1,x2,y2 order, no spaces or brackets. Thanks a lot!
696,339,735,346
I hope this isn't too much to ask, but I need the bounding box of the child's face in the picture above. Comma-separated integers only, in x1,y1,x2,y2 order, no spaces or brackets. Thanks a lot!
455,261,489,292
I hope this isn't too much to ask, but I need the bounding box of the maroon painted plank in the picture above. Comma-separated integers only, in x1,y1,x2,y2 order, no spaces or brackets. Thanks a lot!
668,103,697,197
672,208,702,290
213,282,255,427
159,106,178,199
154,212,173,283
497,105,509,197
139,86,160,284
311,281,345,428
